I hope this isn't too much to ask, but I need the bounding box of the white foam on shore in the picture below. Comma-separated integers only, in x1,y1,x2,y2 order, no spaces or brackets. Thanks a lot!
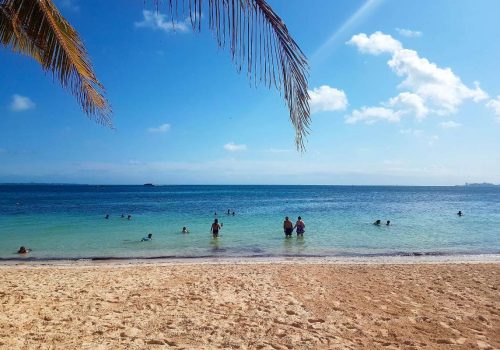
1,253,499,269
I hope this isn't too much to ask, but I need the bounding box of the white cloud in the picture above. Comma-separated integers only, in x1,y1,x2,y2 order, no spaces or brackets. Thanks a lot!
388,92,428,120
400,129,439,145
400,128,423,136
347,31,402,55
308,85,348,113
346,107,402,124
60,0,80,12
10,94,35,111
388,49,487,115
440,121,461,129
348,31,488,122
148,123,171,133
486,95,500,114
135,10,189,33
224,142,247,152
428,134,439,146
396,28,422,38
486,96,500,123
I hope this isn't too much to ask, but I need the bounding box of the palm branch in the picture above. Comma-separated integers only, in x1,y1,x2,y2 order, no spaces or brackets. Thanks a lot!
1,0,309,149
0,0,111,126
160,0,310,149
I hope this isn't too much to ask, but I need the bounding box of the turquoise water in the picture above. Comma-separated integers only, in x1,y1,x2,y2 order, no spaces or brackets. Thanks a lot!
0,185,499,260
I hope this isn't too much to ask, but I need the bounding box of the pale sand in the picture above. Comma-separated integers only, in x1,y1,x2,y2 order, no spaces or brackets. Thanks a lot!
0,262,499,349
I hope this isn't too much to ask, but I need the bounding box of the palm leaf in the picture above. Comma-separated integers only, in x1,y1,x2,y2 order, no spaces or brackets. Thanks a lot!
0,0,111,126
159,0,310,150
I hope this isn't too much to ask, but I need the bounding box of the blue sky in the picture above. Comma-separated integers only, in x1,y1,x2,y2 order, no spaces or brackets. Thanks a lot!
1,0,499,185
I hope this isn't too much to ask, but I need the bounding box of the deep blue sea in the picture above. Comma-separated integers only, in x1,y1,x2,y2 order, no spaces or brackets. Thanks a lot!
0,185,499,260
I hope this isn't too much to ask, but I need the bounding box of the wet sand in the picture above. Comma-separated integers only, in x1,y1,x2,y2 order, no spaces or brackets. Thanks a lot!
0,262,499,349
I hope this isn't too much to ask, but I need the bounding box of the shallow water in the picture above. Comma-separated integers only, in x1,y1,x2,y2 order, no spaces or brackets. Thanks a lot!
0,185,499,260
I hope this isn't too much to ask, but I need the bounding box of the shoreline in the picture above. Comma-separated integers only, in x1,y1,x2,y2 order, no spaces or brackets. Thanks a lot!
1,252,499,268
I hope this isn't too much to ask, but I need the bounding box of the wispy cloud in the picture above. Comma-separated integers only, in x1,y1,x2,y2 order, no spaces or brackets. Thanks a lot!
135,10,190,33
60,0,80,12
347,31,488,123
396,28,422,38
148,123,171,133
440,121,461,129
308,85,348,114
10,94,35,112
400,128,439,146
486,95,500,123
224,142,247,152
346,106,401,124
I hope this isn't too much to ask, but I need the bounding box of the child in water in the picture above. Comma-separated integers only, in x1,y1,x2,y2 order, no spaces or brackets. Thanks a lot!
141,233,153,241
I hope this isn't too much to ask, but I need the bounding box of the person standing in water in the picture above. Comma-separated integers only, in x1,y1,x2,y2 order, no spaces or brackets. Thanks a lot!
211,219,221,238
283,216,293,237
294,216,305,236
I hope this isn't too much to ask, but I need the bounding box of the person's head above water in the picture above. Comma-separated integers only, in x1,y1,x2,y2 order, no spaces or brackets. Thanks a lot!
148,233,152,239
386,220,391,225
18,246,27,253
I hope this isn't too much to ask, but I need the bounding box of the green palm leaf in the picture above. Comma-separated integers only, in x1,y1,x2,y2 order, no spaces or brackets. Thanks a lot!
160,0,310,149
1,0,309,148
0,0,111,126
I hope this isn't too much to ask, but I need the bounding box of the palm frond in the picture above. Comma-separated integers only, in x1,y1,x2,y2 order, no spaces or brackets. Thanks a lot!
159,0,310,150
0,0,111,126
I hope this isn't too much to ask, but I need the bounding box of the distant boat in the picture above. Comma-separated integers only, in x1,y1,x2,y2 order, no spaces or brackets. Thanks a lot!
143,183,155,187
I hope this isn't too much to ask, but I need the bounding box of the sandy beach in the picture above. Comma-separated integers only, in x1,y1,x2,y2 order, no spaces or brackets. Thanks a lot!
0,261,499,349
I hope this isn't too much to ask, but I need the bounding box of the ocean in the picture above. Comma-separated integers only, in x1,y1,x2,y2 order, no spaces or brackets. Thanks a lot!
0,185,499,260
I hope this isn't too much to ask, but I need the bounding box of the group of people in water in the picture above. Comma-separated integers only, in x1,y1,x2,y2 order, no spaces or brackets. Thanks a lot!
373,219,391,226
105,214,132,220
17,209,467,254
283,216,305,237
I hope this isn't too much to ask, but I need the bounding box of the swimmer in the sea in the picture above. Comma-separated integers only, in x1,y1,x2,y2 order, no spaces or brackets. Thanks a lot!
182,227,189,234
457,211,463,216
105,214,109,219
386,220,391,226
127,215,132,220
283,216,293,237
373,219,381,225
211,219,221,238
17,246,31,254
141,233,153,241
294,216,305,236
